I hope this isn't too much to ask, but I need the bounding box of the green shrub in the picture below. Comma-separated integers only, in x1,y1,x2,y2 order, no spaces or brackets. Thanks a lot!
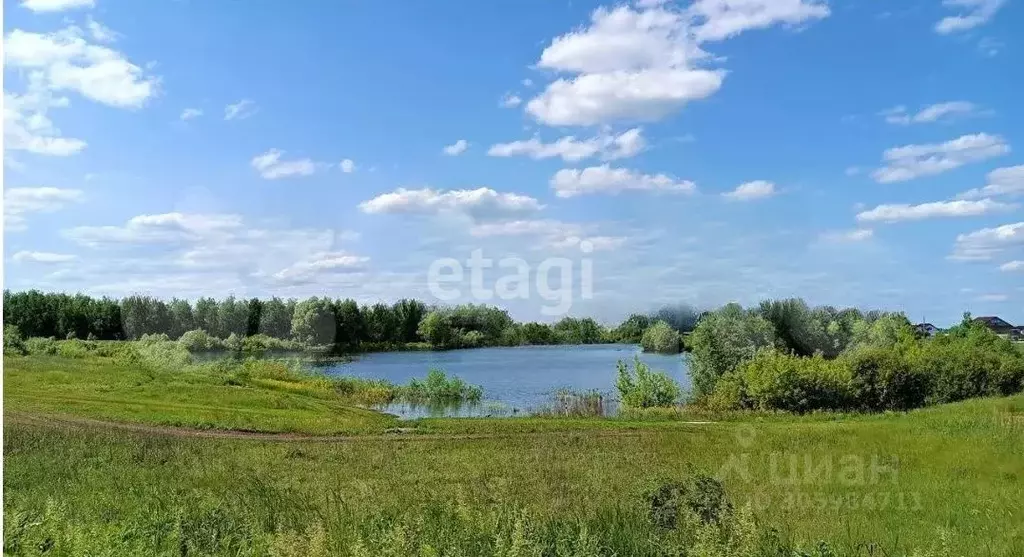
688,304,776,398
4,325,27,356
56,338,91,359
401,368,483,404
616,356,681,408
647,473,732,529
24,337,59,356
843,345,929,411
641,320,681,354
178,329,222,352
738,350,853,412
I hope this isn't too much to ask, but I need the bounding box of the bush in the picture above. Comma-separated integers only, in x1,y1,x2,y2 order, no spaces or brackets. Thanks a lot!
401,368,483,403
4,325,27,356
738,350,853,412
178,329,222,352
24,337,59,356
647,473,732,529
688,304,776,398
616,356,681,408
843,345,929,411
641,321,681,354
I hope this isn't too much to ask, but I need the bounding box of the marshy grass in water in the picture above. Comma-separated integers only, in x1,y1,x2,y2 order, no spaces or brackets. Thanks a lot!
535,388,610,417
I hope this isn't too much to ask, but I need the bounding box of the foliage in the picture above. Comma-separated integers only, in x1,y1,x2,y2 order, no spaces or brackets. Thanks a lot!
616,356,681,408
689,303,776,398
733,350,854,412
178,329,222,351
613,313,650,343
291,297,337,345
400,368,483,404
647,473,732,529
552,316,605,344
640,320,681,353
4,324,27,356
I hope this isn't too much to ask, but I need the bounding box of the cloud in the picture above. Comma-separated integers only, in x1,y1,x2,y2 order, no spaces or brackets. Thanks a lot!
179,107,203,120
468,218,625,251
359,187,543,221
856,198,1016,223
527,68,725,127
251,149,317,180
20,0,93,12
488,128,645,162
272,251,369,284
224,99,257,120
60,212,369,294
949,221,1024,261
722,180,776,201
958,165,1024,199
550,164,696,198
999,260,1024,272
935,0,1005,33
526,1,827,126
881,101,981,125
688,0,831,42
64,212,245,247
4,84,87,156
86,17,119,43
4,26,159,108
442,139,469,156
975,293,1008,302
12,251,77,263
500,94,522,108
871,133,1009,183
818,228,874,243
339,159,356,173
5,186,84,231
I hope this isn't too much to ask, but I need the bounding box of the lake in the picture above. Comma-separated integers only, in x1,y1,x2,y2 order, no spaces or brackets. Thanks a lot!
315,344,690,418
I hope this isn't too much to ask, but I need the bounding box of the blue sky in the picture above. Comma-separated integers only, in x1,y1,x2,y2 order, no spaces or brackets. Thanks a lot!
4,0,1023,325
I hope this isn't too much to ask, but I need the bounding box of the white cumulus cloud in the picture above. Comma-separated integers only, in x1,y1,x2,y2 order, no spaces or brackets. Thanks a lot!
871,133,1009,183
935,0,1005,34
819,228,874,243
12,251,77,263
550,164,696,198
224,99,257,120
526,1,827,126
251,149,317,180
949,221,1024,261
339,159,356,173
20,0,93,12
722,180,776,201
442,139,469,156
999,260,1024,272
179,107,203,120
958,165,1024,199
5,186,84,231
488,128,645,162
359,187,543,221
4,26,159,109
857,198,1016,223
881,101,981,125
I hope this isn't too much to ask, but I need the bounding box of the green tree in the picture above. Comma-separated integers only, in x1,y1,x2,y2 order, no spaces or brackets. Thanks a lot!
217,296,249,338
393,299,426,343
168,298,195,339
641,320,681,354
258,297,293,339
417,311,457,349
194,297,219,337
290,297,336,345
613,313,650,343
688,303,776,398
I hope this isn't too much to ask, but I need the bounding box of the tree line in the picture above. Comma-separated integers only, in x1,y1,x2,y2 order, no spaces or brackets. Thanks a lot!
2,290,632,351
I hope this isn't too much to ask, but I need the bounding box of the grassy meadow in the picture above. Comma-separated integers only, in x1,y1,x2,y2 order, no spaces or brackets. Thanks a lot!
3,344,1024,556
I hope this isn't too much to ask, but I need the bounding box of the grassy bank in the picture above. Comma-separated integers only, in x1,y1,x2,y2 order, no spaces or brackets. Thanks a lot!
4,349,1024,554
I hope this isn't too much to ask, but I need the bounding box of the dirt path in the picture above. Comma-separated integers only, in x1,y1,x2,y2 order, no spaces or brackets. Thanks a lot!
3,411,714,443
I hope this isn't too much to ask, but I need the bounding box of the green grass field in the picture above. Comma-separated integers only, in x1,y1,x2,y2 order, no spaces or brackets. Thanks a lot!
4,351,1024,555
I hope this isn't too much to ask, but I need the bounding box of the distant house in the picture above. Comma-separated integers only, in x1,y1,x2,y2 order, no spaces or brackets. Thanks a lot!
973,316,1017,337
914,323,939,337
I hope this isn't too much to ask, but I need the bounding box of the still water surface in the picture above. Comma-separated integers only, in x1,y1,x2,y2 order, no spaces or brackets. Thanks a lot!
314,344,690,418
